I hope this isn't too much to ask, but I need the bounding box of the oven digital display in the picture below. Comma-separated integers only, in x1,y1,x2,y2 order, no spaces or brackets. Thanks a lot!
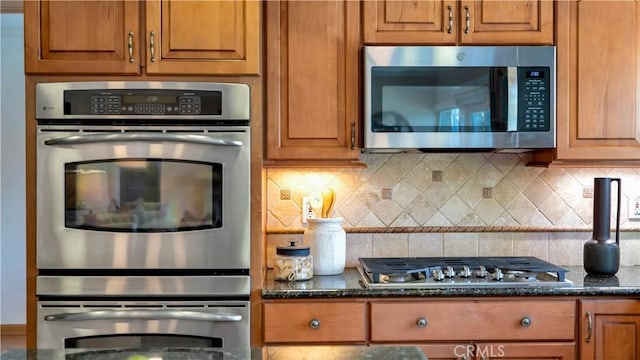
123,95,177,104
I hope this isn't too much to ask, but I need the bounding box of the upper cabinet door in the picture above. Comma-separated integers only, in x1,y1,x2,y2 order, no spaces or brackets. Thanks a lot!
362,0,457,44
555,0,640,162
363,0,553,45
459,0,554,44
265,1,361,165
145,0,260,75
24,0,141,74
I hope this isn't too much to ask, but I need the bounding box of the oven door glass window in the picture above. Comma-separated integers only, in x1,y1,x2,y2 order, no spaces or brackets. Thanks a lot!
371,66,509,133
64,159,222,232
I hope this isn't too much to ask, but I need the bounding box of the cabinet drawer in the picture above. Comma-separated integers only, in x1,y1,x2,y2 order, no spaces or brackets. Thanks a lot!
371,300,575,342
264,301,367,343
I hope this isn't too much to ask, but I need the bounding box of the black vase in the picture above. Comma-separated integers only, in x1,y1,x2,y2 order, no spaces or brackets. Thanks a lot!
583,177,621,276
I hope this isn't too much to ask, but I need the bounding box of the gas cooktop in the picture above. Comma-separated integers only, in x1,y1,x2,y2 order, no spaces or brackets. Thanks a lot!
358,256,572,288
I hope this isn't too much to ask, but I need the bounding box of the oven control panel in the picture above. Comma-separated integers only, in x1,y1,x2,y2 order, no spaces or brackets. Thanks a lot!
90,94,202,115
64,89,222,116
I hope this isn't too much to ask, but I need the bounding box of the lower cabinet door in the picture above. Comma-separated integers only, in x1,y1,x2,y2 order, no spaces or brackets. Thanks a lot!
419,342,575,360
263,301,367,343
477,342,576,359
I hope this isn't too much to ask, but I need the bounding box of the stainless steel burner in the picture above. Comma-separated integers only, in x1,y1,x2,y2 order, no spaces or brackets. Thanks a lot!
358,256,573,288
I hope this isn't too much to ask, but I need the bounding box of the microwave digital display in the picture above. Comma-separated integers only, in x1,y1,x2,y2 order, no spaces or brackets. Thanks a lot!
526,70,545,78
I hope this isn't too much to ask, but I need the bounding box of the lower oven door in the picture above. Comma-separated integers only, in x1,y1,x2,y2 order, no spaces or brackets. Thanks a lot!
38,300,249,356
36,125,250,270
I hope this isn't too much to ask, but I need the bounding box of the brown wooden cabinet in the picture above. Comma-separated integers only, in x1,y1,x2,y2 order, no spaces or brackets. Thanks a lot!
24,0,259,75
370,299,575,342
419,342,575,359
264,0,362,165
579,299,640,360
262,297,576,360
555,0,640,162
263,300,367,344
363,0,554,45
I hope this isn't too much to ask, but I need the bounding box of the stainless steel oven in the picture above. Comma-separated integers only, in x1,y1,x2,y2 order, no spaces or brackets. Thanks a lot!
35,81,251,353
36,82,250,270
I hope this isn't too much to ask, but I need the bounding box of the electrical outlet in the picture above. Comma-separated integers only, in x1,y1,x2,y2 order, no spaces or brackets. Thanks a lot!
302,197,316,223
630,194,640,220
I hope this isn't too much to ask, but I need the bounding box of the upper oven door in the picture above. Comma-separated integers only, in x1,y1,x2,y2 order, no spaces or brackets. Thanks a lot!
36,125,250,270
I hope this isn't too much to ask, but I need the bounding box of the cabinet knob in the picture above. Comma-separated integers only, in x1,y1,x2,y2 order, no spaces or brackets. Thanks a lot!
309,319,320,329
416,317,428,328
520,316,532,327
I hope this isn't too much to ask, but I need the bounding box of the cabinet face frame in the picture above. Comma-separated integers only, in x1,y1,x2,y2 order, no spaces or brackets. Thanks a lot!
555,0,640,161
265,0,361,164
24,0,141,74
144,0,260,75
362,0,553,45
24,0,260,76
580,299,640,360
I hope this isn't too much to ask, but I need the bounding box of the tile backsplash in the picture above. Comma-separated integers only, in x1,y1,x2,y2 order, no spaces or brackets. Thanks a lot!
265,153,640,266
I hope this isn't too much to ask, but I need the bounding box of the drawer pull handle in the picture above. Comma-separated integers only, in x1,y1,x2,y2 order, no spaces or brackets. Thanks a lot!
520,317,532,327
309,319,320,329
586,311,593,343
464,5,470,34
416,317,428,328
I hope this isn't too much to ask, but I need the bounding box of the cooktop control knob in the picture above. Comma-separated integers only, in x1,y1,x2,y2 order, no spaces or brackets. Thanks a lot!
493,268,504,281
459,266,472,278
444,266,456,278
432,268,445,281
476,265,488,278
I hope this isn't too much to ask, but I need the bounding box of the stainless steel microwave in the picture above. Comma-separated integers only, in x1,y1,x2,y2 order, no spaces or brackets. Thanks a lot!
363,46,556,152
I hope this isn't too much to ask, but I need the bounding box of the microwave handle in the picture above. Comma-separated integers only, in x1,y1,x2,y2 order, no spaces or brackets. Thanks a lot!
43,133,242,147
507,67,518,132
44,310,242,322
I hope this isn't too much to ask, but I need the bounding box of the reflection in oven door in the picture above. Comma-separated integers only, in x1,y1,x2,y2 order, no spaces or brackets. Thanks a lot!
36,125,250,270
38,300,249,357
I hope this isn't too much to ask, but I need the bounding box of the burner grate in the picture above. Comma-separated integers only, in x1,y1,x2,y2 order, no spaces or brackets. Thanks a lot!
358,256,569,285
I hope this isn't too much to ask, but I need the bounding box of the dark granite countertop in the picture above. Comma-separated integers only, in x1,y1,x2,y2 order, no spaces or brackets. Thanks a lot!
1,346,427,360
262,266,640,298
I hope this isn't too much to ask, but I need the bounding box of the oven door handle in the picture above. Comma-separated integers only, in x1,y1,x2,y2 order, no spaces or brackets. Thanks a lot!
43,133,243,147
44,310,242,322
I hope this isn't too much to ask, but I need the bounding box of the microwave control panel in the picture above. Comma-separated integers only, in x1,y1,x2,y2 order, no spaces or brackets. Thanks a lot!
517,67,551,131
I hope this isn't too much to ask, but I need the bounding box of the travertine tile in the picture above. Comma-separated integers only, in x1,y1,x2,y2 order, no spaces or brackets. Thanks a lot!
440,195,472,225
523,178,553,208
488,153,521,175
265,155,640,260
423,182,454,208
548,234,585,266
478,233,513,256
475,162,505,187
408,233,444,256
493,178,520,208
513,233,549,260
372,199,404,226
405,195,438,225
345,233,373,267
339,195,370,227
457,178,484,208
444,233,479,256
393,179,422,208
372,233,409,257
539,193,571,225
444,161,472,193
390,212,420,227
474,199,505,225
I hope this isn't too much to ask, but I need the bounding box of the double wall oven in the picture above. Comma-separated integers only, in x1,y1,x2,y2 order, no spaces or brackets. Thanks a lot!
35,82,251,356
